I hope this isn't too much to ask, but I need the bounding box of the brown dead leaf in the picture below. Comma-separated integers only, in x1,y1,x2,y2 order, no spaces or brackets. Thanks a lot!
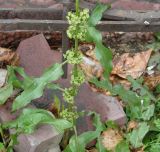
112,49,152,79
127,120,138,131
0,69,7,88
86,148,98,152
102,128,123,151
144,75,160,90
80,56,103,80
0,47,19,67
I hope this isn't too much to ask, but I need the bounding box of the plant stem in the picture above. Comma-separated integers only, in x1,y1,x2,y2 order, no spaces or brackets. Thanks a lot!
74,125,80,152
76,0,79,15
0,125,6,147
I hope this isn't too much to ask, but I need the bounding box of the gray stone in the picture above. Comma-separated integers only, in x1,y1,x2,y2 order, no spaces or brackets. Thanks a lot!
48,146,61,152
0,105,63,152
16,34,56,77
14,125,63,152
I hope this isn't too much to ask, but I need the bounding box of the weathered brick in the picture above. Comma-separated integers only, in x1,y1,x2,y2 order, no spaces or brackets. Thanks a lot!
14,125,63,152
0,69,7,88
111,0,160,10
16,34,59,77
75,83,126,134
29,0,56,6
37,80,126,133
0,105,63,152
48,146,61,152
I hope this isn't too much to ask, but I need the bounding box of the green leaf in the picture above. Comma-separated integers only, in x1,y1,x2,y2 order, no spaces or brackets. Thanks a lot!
3,108,72,134
96,136,107,152
105,120,118,129
0,142,5,151
0,84,13,105
64,112,104,152
88,4,111,26
86,4,113,79
155,32,160,41
95,44,113,78
115,140,130,152
142,104,155,121
54,95,61,114
86,26,102,43
127,76,156,101
7,66,33,89
129,122,149,148
149,144,160,152
12,63,63,111
47,83,61,90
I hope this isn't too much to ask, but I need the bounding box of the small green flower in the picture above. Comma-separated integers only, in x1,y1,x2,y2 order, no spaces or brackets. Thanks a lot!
63,87,77,104
67,9,89,41
71,68,85,86
60,109,78,123
64,49,83,65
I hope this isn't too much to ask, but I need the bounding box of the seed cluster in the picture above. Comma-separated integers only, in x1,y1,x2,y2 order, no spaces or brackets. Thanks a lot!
63,87,78,104
64,49,83,65
60,8,89,124
67,9,89,41
71,68,85,86
60,109,78,123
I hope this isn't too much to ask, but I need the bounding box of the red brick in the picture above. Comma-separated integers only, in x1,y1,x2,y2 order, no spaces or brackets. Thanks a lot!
111,0,160,10
0,3,18,8
14,125,63,152
16,34,60,77
37,79,126,132
75,83,126,134
29,0,56,6
48,3,63,9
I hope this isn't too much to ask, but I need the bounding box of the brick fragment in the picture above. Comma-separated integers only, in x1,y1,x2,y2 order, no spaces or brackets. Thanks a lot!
17,34,57,77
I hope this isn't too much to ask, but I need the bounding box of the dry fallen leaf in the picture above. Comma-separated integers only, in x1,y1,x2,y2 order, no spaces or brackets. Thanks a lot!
144,75,160,90
102,128,123,151
80,56,103,80
86,148,98,152
127,120,138,131
112,49,152,79
0,69,7,88
0,47,19,66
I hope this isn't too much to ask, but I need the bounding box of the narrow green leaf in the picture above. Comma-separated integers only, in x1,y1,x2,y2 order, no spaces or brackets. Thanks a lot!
129,122,149,148
0,84,13,105
12,63,63,111
54,95,61,114
7,66,33,89
95,44,113,78
0,142,5,151
86,26,102,43
88,4,111,26
115,140,130,152
64,112,104,152
3,108,72,134
142,104,155,121
127,76,156,101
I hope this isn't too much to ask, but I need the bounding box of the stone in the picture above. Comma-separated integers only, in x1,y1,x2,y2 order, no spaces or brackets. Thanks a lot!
16,34,57,77
0,69,7,88
48,146,61,152
0,105,63,152
29,0,56,6
111,0,160,10
48,3,63,9
74,83,127,134
39,80,126,133
0,0,4,3
14,125,63,152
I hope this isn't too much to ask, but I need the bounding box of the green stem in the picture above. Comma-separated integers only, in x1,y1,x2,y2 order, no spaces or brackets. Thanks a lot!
76,0,79,15
0,125,6,147
74,125,80,152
